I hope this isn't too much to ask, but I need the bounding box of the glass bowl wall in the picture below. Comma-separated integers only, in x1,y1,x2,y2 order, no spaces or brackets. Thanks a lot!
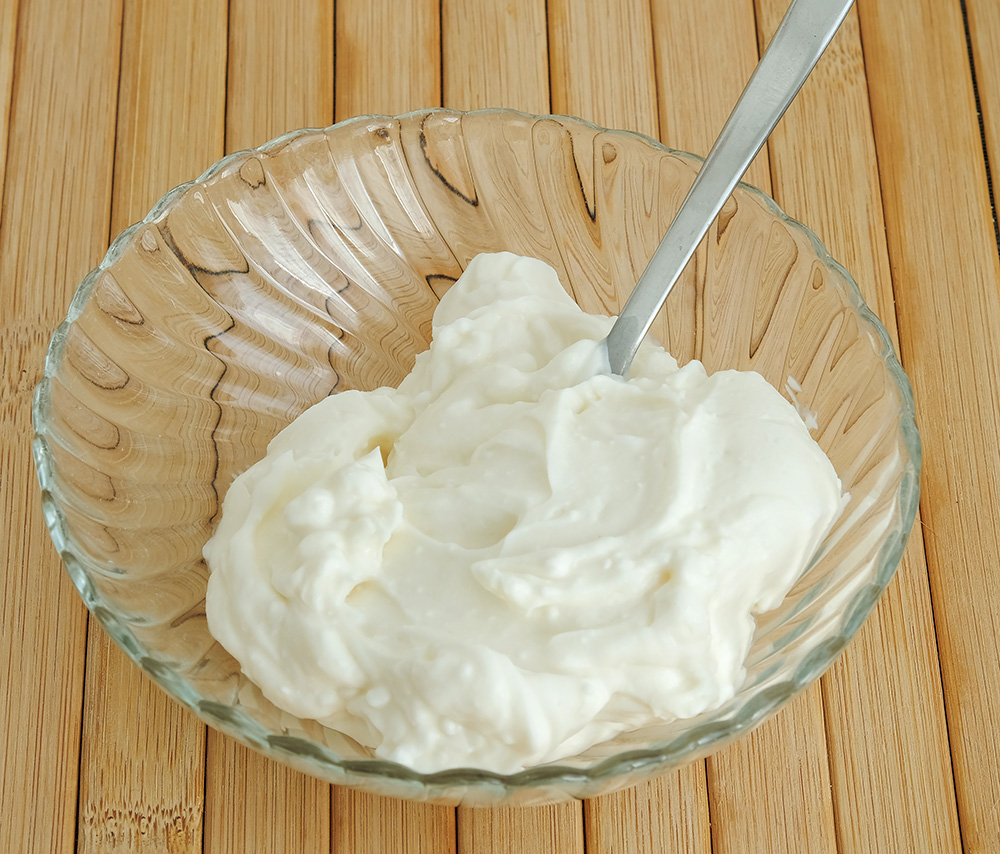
33,109,919,805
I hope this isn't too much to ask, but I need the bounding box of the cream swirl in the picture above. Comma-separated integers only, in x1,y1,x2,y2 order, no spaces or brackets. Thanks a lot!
205,252,844,773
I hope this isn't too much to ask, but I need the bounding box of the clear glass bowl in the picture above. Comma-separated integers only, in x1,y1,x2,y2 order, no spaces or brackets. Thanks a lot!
33,109,919,806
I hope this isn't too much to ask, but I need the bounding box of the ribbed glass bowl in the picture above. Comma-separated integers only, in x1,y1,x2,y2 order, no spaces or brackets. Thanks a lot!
33,108,919,806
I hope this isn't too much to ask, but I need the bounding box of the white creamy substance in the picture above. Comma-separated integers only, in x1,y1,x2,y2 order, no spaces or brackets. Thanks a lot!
204,252,844,774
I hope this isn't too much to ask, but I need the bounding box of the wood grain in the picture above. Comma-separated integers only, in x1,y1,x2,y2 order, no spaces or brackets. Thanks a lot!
707,688,837,854
584,766,711,854
205,739,331,853
226,0,335,153
109,0,227,227
458,806,584,854
0,0,19,225
442,0,549,114
336,0,440,119
858,0,1000,849
77,641,206,852
967,0,1000,200
73,1,227,850
0,0,122,851
331,789,456,854
755,2,963,850
547,0,659,139
650,0,770,189
821,537,962,853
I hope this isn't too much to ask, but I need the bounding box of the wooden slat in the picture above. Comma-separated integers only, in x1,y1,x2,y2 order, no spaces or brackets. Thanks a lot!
707,689,837,853
225,0,335,153
203,2,337,850
441,0,549,114
754,1,963,849
0,0,122,851
331,789,456,854
73,1,228,850
458,806,583,853
107,0,228,229
965,14,1000,848
967,0,1000,208
858,0,1000,850
205,742,331,852
650,0,769,189
821,536,962,853
0,0,19,224
584,767,711,854
336,0,440,119
547,0,659,139
76,644,207,852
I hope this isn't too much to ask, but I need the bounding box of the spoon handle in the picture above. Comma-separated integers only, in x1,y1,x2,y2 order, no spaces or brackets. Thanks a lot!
605,0,855,377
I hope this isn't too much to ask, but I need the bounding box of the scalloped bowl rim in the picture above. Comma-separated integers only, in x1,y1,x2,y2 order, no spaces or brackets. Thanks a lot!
32,107,921,794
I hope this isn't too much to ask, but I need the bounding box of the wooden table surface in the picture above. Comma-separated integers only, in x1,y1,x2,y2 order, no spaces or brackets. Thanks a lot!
3,0,1000,850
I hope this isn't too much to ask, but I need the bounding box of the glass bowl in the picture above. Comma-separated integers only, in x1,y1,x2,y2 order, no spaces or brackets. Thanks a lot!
33,108,919,806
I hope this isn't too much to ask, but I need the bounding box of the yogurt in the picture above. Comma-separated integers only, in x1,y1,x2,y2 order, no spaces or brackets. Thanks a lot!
204,252,844,774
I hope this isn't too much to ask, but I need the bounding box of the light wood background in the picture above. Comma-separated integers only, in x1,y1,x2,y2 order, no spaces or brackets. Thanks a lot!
2,0,998,850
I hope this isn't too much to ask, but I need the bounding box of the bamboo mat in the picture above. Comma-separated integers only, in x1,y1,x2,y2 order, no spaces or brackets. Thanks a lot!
2,0,998,850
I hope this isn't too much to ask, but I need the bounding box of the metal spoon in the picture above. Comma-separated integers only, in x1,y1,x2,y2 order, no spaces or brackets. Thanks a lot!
604,0,855,377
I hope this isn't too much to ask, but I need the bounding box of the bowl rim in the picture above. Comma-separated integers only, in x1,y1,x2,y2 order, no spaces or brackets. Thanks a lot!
32,106,921,796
